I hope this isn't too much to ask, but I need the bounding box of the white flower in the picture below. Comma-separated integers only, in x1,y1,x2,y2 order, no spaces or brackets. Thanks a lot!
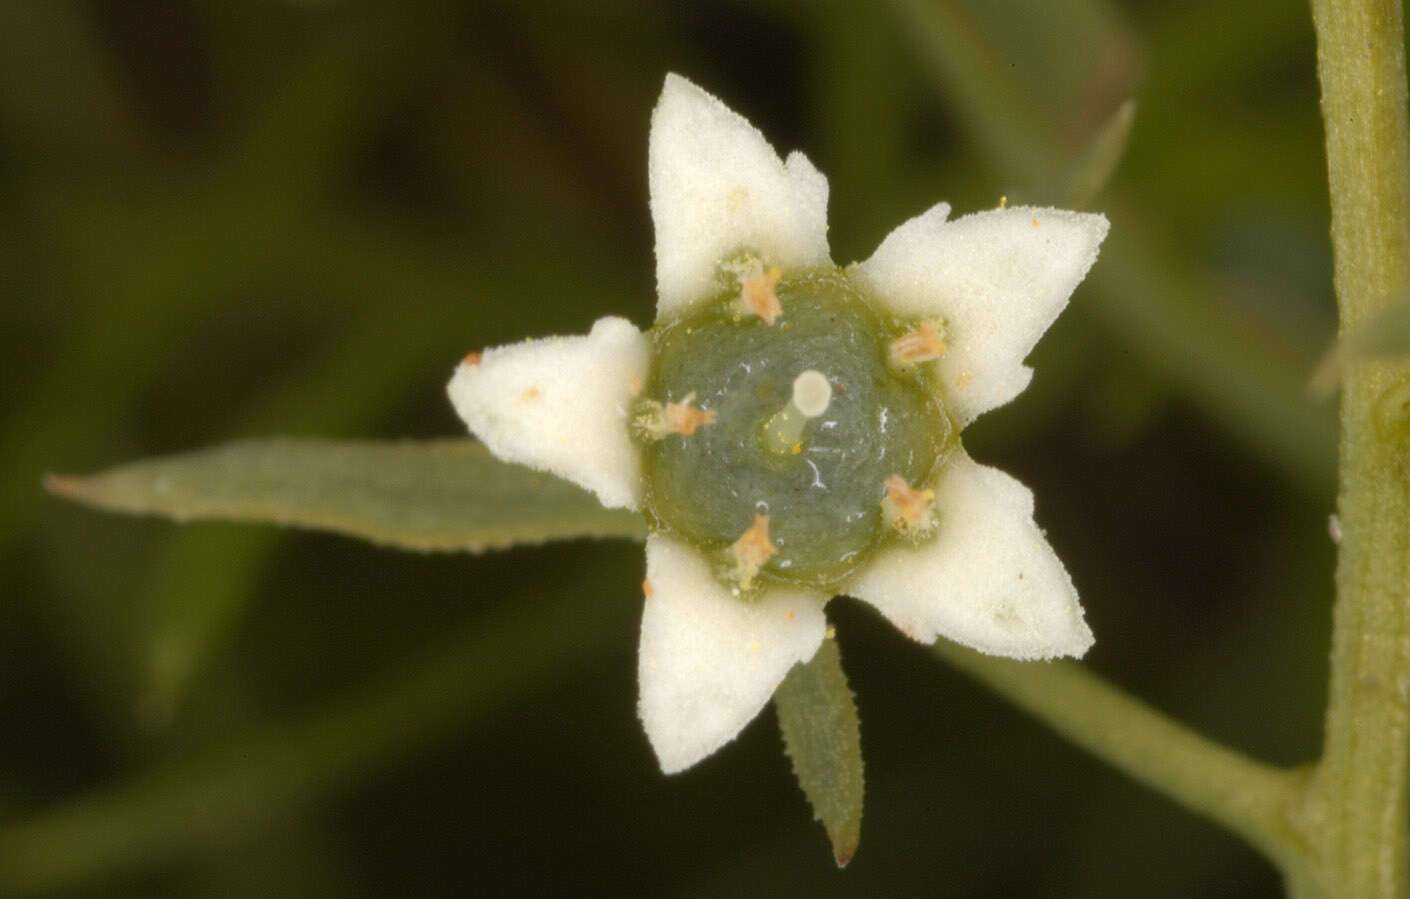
448,74,1108,775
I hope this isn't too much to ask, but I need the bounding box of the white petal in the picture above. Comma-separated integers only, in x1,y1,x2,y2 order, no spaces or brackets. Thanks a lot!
638,533,827,773
845,452,1093,659
446,317,648,509
649,73,831,319
854,204,1109,424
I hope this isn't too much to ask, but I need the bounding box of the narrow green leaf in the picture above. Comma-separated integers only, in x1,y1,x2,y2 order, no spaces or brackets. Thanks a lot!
1058,99,1137,209
1309,287,1410,397
45,437,646,552
774,637,864,867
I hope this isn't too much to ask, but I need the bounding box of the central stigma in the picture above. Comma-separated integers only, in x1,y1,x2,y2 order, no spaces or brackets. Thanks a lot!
636,264,954,592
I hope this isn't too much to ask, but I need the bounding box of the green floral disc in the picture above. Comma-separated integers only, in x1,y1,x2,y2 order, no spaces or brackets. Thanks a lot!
638,266,954,592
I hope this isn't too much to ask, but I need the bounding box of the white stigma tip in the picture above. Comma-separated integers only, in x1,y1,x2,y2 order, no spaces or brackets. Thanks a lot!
791,370,832,418
762,369,833,454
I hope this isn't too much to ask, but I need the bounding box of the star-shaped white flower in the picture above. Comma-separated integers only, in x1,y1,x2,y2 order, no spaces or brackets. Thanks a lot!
448,74,1108,775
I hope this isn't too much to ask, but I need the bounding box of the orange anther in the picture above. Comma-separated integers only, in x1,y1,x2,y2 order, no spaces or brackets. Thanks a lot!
889,320,947,366
664,393,717,435
741,265,783,325
881,475,937,539
730,514,778,592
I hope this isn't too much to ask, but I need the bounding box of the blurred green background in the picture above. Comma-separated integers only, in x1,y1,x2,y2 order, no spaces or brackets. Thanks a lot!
3,0,1344,895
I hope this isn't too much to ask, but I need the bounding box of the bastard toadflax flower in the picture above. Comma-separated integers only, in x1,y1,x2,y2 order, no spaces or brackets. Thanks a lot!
448,74,1108,774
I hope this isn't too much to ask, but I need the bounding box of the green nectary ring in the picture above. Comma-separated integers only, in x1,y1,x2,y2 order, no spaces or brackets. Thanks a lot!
634,262,957,593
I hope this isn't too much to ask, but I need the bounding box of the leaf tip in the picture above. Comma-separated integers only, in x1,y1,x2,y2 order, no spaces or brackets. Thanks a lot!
827,816,861,869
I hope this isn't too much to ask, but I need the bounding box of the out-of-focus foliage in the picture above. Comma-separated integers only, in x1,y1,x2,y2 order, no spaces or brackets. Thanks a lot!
2,0,1339,895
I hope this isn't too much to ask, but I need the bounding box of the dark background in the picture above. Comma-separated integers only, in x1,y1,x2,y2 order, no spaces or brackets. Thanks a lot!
4,1,1341,895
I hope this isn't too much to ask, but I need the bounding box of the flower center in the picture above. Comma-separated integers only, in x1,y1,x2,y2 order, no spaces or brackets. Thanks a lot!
636,265,954,592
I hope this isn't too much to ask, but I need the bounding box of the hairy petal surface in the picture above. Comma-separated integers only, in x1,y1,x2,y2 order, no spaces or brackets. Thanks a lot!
447,317,649,510
649,73,831,318
845,452,1093,660
854,205,1108,424
639,533,828,774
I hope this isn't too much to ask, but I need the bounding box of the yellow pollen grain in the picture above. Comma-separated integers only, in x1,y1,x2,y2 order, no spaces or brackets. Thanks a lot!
1031,218,1040,227
462,351,483,365
520,387,540,401
741,265,783,325
642,578,655,597
790,442,802,455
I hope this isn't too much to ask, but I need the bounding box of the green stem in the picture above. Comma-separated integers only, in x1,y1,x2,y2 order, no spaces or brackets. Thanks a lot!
1308,0,1410,895
933,645,1313,886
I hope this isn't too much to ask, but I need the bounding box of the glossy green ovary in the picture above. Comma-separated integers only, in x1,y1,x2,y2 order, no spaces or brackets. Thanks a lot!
641,269,950,590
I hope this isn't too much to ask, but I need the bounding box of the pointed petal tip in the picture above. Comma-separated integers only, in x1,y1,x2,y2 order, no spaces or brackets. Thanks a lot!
962,611,1094,661
641,705,742,775
1064,623,1097,660
1023,611,1095,661
1076,207,1112,246
42,471,111,510
659,71,699,101
42,472,76,496
654,752,697,777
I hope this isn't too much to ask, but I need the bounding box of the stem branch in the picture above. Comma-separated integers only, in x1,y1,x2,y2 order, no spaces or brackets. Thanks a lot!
934,645,1312,884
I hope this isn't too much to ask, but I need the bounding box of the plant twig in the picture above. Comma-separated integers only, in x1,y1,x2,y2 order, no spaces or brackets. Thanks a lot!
1308,0,1410,895
934,645,1313,886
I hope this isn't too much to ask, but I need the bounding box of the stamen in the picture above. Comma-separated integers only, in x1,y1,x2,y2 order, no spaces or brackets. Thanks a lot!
881,475,937,540
738,264,783,324
633,392,717,440
728,514,777,592
761,370,833,454
665,392,717,435
889,320,947,367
